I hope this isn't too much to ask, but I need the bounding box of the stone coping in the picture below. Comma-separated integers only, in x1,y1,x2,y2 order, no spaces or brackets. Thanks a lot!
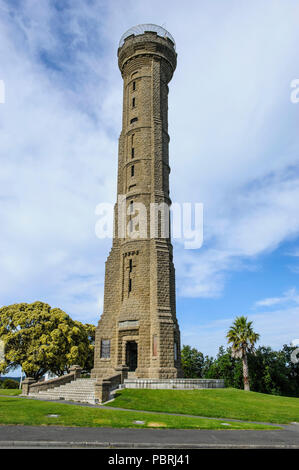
124,379,224,383
123,378,225,390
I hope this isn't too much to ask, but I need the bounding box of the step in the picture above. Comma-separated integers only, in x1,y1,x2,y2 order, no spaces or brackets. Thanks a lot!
28,378,97,404
38,379,96,391
30,391,94,396
30,394,96,404
38,390,95,396
55,386,95,391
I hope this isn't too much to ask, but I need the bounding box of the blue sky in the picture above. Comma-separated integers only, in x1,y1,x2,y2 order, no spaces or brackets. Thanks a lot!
1,0,299,359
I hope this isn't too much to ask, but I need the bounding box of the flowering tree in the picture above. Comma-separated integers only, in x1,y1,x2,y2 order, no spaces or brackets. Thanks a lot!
0,301,95,380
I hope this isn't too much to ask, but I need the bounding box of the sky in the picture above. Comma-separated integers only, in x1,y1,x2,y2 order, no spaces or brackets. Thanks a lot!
0,0,299,360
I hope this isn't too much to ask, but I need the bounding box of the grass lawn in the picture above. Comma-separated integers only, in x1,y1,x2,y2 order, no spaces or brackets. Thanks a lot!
0,389,22,396
106,388,299,424
0,396,278,429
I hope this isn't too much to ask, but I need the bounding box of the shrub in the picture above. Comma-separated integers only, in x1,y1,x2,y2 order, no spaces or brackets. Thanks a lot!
2,378,19,389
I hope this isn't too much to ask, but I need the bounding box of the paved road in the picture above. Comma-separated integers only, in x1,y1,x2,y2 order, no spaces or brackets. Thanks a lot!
0,424,298,448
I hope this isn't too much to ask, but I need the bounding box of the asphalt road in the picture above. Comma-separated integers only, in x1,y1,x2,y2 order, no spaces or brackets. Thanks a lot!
0,424,298,448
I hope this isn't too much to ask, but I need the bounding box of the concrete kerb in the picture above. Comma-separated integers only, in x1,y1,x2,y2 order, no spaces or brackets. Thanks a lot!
0,441,298,449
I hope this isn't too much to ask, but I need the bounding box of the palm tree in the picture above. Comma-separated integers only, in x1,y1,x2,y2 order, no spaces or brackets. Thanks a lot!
226,316,260,391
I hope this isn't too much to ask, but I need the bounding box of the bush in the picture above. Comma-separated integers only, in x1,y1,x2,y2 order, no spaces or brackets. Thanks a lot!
2,378,19,389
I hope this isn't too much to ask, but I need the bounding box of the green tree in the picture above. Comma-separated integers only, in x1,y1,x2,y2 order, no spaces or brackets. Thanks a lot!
2,378,19,389
204,346,243,388
281,344,299,396
226,316,260,391
248,345,299,397
0,302,94,380
248,346,287,396
81,323,96,373
181,345,205,378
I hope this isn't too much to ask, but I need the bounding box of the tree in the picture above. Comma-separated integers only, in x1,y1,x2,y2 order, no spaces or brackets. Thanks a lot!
81,323,96,373
0,302,94,380
1,378,19,389
204,346,243,388
281,344,299,396
226,316,260,391
247,346,288,396
181,345,204,378
181,345,212,378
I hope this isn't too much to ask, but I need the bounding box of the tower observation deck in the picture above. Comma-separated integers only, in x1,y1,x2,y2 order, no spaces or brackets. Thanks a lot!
119,24,176,49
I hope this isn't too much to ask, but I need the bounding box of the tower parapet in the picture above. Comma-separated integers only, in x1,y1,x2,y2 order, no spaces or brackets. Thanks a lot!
118,25,177,81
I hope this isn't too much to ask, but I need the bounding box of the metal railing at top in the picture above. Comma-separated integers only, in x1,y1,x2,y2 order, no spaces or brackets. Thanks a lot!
119,24,175,49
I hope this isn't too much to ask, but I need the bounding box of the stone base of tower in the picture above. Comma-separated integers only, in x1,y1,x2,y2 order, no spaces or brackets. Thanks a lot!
91,365,183,381
92,310,183,381
91,367,116,380
145,367,181,379
124,378,225,390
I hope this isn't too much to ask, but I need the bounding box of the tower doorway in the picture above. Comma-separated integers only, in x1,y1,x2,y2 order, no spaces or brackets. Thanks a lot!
126,341,138,371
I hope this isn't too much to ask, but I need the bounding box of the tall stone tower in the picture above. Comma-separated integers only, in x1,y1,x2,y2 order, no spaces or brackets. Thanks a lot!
92,24,182,380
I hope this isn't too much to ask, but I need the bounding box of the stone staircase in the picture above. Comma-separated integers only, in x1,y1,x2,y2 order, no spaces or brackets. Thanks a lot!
29,378,97,404
27,375,225,404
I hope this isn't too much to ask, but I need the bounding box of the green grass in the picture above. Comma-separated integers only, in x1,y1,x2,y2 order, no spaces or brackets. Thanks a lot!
0,396,278,429
106,388,299,424
0,389,22,396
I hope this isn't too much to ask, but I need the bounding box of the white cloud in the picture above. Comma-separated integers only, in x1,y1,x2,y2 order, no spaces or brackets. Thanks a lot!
183,287,299,356
289,250,299,257
168,0,299,298
0,0,117,322
255,297,284,308
255,288,299,308
1,0,299,326
182,306,299,356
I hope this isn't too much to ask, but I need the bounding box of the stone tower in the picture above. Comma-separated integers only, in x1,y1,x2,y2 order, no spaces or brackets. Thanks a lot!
92,24,182,380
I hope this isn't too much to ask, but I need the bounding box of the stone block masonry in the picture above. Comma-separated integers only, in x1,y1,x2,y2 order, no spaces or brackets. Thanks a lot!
91,26,183,381
123,379,225,390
